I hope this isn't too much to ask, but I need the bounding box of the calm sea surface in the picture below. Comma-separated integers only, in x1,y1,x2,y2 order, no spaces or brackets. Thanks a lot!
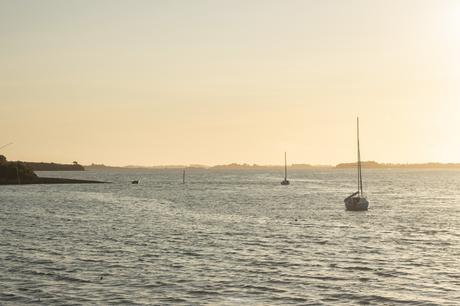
1,169,459,305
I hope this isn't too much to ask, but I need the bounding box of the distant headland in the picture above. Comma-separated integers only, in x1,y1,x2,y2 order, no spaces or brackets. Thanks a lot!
0,155,106,185
25,161,84,171
0,157,85,171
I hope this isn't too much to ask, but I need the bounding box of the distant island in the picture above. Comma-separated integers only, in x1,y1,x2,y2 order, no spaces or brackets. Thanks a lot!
84,162,333,170
210,163,331,170
336,161,460,169
0,155,105,185
84,163,205,170
84,161,460,170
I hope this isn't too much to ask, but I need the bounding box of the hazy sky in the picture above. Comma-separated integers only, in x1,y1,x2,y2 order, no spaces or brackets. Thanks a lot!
1,0,460,166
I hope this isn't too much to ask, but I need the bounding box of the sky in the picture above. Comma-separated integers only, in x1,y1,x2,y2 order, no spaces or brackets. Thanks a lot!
1,0,460,166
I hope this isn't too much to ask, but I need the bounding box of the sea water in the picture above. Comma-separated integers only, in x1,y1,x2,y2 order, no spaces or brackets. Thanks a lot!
1,169,459,305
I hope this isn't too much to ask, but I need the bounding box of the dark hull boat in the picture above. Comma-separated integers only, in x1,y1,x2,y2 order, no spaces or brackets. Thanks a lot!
344,118,369,211
344,191,369,211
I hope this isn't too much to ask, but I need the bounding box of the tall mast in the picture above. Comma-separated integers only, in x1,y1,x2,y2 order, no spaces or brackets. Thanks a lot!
0,142,13,151
357,117,363,195
182,168,185,184
284,152,287,180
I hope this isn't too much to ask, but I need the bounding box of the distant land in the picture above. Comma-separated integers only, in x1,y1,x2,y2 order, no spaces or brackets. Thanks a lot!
336,161,460,169
0,155,105,185
0,156,84,171
85,163,207,170
211,163,332,170
85,161,460,170
24,161,84,171
85,163,332,171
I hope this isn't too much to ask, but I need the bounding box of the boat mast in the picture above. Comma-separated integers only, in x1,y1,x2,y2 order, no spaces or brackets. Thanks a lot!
357,117,363,196
284,152,288,181
182,168,185,184
0,142,13,151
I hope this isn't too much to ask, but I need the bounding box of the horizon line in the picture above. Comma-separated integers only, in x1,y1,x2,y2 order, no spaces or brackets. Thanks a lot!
84,160,460,169
5,155,460,168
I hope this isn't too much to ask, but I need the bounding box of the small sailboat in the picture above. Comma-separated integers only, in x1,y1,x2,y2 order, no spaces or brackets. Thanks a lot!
344,117,369,211
182,168,185,184
131,180,139,184
281,152,290,185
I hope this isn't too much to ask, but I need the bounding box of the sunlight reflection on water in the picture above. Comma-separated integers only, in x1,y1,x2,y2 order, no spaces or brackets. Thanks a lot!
1,169,459,304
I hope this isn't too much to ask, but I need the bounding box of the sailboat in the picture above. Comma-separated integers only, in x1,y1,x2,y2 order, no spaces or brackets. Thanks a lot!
344,117,369,211
281,152,290,185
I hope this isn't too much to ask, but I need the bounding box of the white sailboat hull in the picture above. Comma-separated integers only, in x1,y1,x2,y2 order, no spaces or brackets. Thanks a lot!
344,196,369,211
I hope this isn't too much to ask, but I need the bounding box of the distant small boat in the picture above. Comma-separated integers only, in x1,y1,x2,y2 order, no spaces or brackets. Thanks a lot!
131,180,139,184
344,117,369,211
281,152,290,185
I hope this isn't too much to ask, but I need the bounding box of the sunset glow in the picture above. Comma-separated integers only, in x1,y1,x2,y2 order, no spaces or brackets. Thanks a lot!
1,0,459,166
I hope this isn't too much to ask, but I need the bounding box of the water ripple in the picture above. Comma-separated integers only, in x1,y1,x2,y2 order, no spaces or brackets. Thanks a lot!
1,169,459,304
